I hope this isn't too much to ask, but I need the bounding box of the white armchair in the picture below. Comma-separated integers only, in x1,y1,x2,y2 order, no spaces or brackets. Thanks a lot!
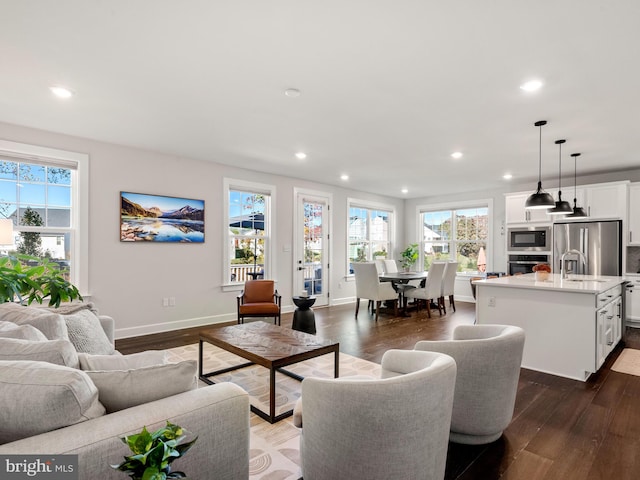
352,262,398,321
415,324,525,444
294,349,457,480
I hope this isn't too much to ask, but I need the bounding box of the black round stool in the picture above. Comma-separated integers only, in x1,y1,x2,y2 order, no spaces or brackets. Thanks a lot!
291,296,317,334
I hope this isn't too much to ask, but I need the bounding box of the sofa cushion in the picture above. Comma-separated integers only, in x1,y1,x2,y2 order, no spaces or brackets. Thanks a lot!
0,360,105,445
0,320,48,341
0,338,79,368
61,309,115,355
0,302,69,341
85,360,197,413
78,350,167,371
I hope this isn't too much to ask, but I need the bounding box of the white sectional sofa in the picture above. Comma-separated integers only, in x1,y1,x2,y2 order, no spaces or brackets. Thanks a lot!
0,303,250,480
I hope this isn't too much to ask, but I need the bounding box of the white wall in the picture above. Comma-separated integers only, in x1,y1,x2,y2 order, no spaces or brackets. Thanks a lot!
1,122,404,338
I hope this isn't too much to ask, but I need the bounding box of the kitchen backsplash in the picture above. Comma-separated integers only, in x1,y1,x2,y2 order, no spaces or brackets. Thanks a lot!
627,246,640,273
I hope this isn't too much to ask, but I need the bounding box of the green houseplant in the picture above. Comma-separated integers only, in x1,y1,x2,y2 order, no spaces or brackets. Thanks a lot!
112,422,198,480
0,254,82,307
400,243,419,271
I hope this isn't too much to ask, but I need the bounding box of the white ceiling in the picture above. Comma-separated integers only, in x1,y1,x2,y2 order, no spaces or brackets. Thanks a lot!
2,1,640,198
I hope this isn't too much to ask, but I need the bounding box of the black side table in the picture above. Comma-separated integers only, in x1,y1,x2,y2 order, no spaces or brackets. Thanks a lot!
292,296,316,334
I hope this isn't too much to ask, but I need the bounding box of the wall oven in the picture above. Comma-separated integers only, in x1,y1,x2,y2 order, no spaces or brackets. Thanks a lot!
507,226,551,251
508,254,550,275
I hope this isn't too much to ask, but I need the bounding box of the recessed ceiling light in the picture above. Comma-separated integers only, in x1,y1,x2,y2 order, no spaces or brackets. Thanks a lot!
50,86,74,98
520,80,543,92
503,173,513,180
451,152,463,159
284,88,301,98
340,174,349,181
401,188,409,194
295,152,307,160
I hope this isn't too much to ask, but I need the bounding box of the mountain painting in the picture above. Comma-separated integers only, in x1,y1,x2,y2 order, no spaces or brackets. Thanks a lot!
120,192,205,243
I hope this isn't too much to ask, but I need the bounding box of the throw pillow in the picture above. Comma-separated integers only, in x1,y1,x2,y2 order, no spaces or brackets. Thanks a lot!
0,338,79,368
0,320,48,341
62,309,115,355
0,360,105,445
78,350,167,371
85,360,197,413
0,303,69,341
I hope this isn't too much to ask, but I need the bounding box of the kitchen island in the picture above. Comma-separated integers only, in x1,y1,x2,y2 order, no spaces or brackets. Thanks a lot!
474,273,626,381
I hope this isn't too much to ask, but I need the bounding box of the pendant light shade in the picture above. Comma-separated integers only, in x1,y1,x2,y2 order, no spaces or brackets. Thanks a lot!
548,139,573,215
566,153,588,219
525,120,556,209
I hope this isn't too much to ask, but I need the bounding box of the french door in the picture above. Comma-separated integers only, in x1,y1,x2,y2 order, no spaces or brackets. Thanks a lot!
294,189,331,307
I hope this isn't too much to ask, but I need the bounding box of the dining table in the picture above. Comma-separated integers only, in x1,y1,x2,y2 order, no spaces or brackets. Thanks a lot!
379,271,429,316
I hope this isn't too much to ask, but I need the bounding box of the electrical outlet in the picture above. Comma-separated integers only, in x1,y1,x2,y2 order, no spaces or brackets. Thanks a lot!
162,297,169,307
488,296,496,307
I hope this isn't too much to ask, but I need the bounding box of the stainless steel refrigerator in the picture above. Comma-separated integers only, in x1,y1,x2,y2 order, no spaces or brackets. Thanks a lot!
553,220,622,276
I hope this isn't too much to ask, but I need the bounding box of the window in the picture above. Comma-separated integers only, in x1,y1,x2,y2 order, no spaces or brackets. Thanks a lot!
224,179,274,286
421,206,489,273
348,200,394,273
0,138,87,292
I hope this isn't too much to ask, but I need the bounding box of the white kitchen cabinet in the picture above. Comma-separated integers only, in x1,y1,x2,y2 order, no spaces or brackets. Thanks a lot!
505,190,556,224
625,277,640,327
628,183,640,245
596,285,623,369
583,183,627,219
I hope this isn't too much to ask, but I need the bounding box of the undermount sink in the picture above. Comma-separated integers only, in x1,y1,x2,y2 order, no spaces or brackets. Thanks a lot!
565,278,607,283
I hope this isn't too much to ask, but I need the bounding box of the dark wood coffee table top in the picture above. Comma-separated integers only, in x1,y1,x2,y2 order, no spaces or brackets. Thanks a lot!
199,321,338,369
199,321,339,423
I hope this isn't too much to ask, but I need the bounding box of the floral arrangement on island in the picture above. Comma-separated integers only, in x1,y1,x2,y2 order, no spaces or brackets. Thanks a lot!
532,263,551,281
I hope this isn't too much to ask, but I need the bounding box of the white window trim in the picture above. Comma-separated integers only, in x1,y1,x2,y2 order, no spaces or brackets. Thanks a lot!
222,177,276,292
415,198,493,272
0,139,89,295
346,197,396,276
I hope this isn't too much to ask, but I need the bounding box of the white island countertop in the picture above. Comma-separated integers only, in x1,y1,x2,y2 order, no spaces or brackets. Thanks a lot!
473,273,626,294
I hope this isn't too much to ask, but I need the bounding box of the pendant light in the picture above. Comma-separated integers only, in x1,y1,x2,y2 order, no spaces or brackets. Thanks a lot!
547,139,573,215
566,153,587,219
525,120,556,209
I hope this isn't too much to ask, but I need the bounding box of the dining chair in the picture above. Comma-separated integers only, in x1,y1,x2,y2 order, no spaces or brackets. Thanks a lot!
440,261,459,314
352,262,398,321
236,280,282,325
404,261,446,318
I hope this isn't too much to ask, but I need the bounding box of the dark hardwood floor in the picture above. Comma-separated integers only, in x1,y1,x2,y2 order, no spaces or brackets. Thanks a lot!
116,301,640,480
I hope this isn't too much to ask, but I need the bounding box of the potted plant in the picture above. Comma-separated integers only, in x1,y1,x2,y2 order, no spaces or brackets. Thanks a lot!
112,421,198,480
400,243,419,272
0,254,82,307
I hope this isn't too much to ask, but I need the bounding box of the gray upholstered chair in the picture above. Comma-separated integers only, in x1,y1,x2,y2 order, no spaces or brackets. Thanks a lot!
414,324,525,444
352,262,398,321
293,349,456,480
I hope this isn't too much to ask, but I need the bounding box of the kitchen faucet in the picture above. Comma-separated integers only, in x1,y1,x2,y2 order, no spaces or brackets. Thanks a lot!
560,249,587,279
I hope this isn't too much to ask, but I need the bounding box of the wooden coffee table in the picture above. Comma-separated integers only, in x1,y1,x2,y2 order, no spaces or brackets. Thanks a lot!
199,321,339,423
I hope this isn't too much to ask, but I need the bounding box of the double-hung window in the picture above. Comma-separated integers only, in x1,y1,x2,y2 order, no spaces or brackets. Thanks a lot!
224,179,274,285
347,199,394,273
0,138,88,294
421,205,489,273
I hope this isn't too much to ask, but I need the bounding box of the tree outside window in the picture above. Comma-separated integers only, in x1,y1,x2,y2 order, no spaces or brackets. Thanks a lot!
422,207,488,273
0,159,73,277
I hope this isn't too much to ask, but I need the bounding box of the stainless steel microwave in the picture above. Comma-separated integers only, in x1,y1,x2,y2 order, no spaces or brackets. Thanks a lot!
507,226,551,251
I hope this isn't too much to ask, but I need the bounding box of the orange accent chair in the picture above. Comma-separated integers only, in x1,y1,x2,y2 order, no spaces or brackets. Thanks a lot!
237,280,282,325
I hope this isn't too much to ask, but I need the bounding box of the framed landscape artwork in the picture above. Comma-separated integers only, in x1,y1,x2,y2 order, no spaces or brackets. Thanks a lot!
120,192,205,243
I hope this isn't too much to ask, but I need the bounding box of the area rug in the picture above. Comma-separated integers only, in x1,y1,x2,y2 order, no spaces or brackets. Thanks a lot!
611,348,640,376
165,343,381,480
